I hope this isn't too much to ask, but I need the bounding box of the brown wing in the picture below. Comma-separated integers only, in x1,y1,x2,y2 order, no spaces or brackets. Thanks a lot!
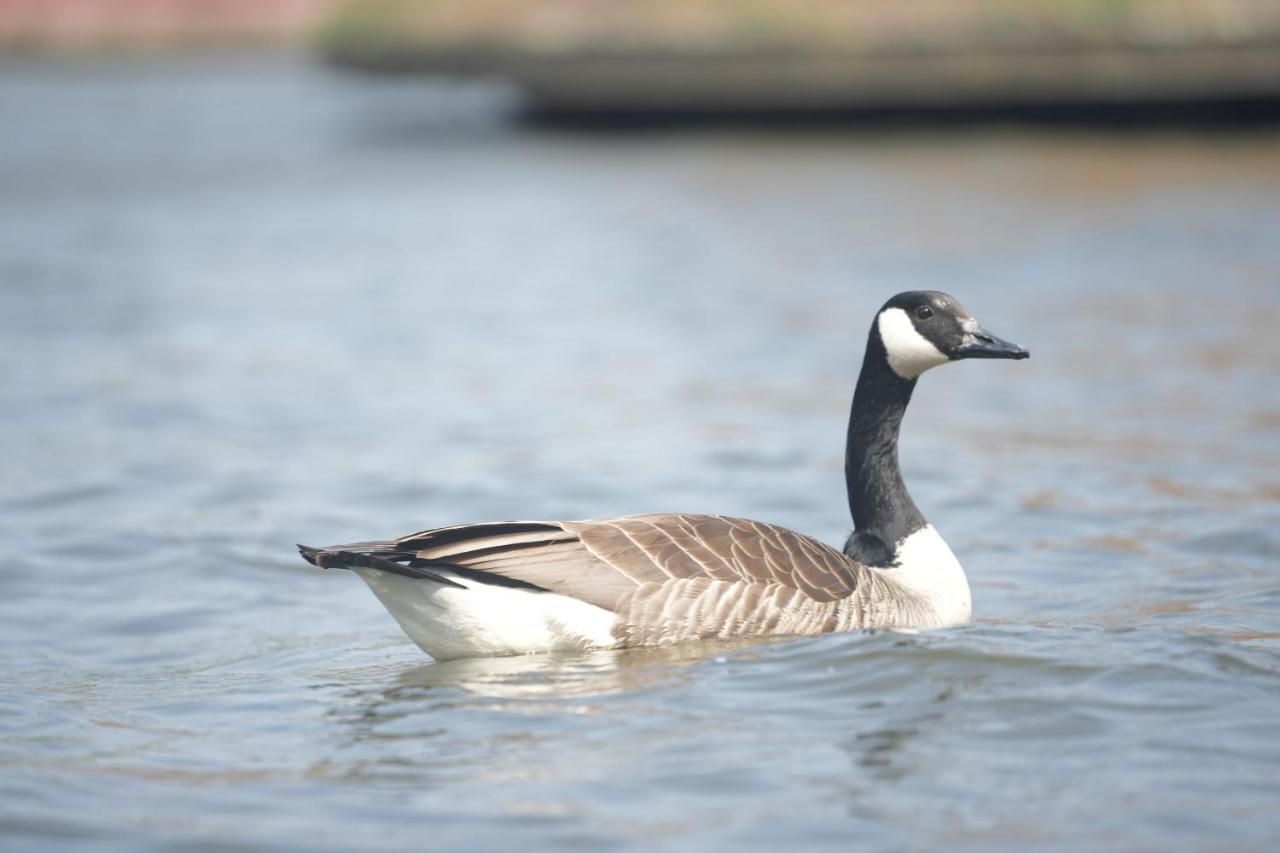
562,514,860,603
310,514,862,613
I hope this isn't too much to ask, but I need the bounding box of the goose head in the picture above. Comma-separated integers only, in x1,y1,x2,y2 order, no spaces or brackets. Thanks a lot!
875,291,1029,380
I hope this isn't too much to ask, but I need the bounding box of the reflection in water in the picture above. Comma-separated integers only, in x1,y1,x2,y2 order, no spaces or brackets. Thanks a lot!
323,641,777,791
390,642,746,697
846,722,928,782
338,641,760,734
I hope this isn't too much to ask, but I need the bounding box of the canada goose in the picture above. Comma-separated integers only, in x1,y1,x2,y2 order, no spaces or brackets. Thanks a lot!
299,291,1028,660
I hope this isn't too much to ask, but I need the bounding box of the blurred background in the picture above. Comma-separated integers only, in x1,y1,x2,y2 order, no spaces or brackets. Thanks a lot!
2,2,1278,851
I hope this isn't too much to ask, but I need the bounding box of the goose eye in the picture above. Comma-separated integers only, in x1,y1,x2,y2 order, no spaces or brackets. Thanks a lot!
915,305,933,320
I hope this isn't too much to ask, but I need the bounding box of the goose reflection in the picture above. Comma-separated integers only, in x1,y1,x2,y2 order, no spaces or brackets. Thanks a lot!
406,640,769,697
333,639,772,747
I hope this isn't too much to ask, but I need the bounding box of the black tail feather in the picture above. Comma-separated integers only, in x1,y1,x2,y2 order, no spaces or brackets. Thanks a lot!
296,544,466,588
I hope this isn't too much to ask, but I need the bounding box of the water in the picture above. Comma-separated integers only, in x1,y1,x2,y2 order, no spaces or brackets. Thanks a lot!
2,55,1279,851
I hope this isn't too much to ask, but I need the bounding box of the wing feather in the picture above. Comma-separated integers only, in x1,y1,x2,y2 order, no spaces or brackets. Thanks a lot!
312,514,866,630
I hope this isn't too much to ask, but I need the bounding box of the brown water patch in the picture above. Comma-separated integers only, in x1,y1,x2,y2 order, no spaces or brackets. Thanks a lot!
1147,475,1280,506
1080,534,1149,554
1020,489,1062,512
1135,599,1199,617
974,429,1176,456
1248,411,1280,431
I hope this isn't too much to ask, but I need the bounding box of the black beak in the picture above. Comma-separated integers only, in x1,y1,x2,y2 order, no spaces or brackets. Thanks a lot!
953,325,1030,360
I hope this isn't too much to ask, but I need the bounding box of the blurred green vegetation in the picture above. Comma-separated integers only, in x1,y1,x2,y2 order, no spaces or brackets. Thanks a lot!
314,0,1280,113
316,0,1280,57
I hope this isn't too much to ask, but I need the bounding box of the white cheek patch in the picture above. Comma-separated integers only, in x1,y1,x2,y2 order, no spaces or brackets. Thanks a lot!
878,308,950,379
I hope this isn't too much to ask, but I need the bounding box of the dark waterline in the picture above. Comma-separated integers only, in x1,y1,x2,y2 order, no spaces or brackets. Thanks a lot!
1,54,1278,852
517,96,1280,130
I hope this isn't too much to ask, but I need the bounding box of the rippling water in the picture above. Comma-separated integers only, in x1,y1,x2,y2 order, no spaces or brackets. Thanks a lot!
2,55,1279,851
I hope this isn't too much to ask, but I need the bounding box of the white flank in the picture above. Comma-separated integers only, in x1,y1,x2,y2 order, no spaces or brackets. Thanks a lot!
881,525,972,627
354,568,619,661
878,308,949,379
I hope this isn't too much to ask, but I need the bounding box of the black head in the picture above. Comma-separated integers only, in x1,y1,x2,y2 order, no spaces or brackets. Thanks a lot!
874,291,1029,380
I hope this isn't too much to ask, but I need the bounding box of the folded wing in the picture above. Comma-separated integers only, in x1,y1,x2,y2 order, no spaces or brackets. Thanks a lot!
313,513,864,622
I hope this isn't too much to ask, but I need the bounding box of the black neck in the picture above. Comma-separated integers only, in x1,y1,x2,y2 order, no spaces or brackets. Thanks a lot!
844,329,926,557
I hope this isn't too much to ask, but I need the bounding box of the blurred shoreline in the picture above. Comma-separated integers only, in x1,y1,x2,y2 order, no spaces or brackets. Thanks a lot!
0,0,331,52
3,0,1278,121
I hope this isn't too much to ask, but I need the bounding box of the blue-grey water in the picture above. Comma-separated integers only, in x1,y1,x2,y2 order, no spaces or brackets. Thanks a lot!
2,55,1279,851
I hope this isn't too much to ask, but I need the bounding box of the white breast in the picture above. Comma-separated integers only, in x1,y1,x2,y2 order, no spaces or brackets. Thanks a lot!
870,525,972,628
